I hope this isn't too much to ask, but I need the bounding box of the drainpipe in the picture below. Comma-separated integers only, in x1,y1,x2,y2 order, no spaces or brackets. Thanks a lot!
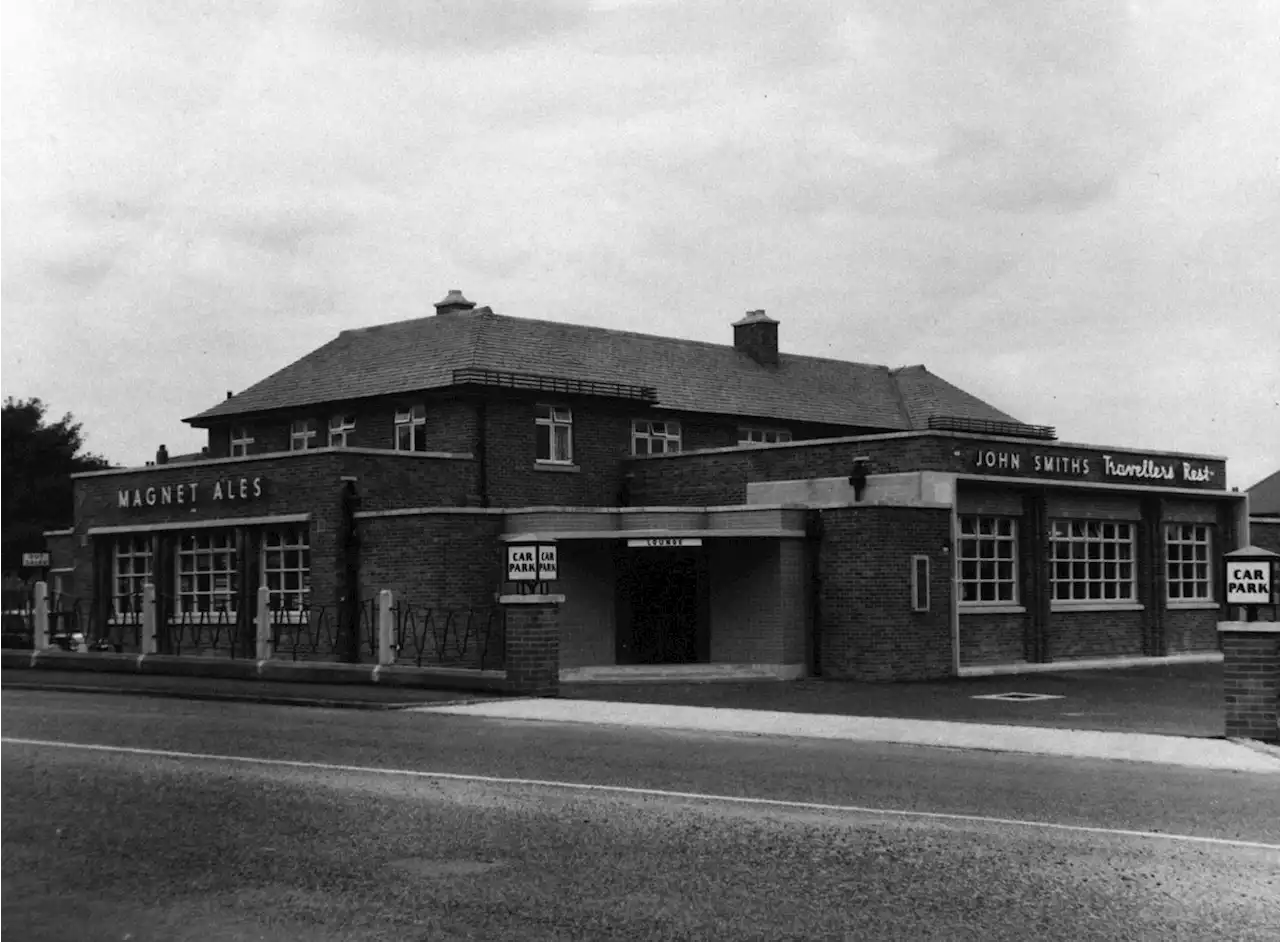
805,510,824,677
476,398,490,508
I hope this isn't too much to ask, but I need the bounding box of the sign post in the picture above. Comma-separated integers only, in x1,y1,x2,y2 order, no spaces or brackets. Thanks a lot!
506,540,558,595
1223,546,1278,623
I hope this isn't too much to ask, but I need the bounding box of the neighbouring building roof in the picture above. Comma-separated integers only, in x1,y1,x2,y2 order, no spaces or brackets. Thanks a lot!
184,307,1019,431
1247,469,1280,515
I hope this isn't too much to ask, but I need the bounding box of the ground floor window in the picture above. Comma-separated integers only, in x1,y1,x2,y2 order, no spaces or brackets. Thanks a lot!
263,527,310,614
177,531,238,615
957,515,1018,603
1050,520,1136,602
1166,523,1212,601
112,535,152,618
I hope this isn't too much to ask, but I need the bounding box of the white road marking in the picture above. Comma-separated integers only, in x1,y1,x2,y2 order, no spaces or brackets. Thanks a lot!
4,736,1279,852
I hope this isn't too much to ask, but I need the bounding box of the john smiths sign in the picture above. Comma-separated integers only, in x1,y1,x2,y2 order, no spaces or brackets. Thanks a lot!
971,447,1220,488
118,475,266,509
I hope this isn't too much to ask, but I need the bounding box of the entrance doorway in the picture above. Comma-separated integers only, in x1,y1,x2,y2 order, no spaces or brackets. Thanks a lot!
615,548,709,665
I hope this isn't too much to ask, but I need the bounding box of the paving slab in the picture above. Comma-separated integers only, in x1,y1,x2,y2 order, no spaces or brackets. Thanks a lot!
562,662,1226,738
413,698,1280,774
0,669,494,709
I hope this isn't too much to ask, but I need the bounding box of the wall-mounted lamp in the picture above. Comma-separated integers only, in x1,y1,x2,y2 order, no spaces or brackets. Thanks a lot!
848,456,871,501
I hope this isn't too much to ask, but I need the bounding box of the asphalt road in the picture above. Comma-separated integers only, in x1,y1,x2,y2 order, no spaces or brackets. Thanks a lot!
4,690,1279,941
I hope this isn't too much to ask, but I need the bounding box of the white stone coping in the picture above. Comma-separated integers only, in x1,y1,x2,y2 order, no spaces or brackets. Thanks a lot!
41,528,75,537
1218,621,1280,634
71,446,475,478
88,513,310,535
498,594,566,605
498,529,808,542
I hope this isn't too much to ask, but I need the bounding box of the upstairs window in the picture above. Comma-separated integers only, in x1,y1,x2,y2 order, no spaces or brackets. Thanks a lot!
394,405,427,452
739,427,792,445
632,419,682,456
290,418,318,452
328,414,356,448
536,405,573,464
230,426,254,457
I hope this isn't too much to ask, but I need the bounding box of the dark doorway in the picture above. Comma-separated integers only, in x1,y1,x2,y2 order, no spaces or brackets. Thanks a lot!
615,548,709,665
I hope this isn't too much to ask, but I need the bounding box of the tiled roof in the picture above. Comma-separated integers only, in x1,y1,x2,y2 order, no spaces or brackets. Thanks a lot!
185,309,1018,431
1247,469,1280,515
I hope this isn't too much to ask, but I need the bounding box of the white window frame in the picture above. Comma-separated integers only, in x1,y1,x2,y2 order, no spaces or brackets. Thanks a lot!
263,527,310,620
631,419,682,456
229,426,254,457
1165,523,1212,603
111,535,152,622
739,427,792,446
175,531,238,618
328,413,356,448
536,404,574,464
957,515,1019,606
1050,519,1137,605
394,404,427,452
290,418,318,452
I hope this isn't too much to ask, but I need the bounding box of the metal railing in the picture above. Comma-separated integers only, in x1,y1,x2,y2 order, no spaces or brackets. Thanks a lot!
389,601,505,670
267,599,378,663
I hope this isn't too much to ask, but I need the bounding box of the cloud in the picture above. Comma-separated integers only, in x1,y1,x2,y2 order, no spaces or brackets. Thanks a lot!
325,0,593,51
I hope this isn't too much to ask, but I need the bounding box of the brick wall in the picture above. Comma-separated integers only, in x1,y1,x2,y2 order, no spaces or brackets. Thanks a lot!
555,541,617,668
1046,610,1145,660
626,433,1228,508
959,613,1027,666
503,599,561,696
1163,608,1222,653
358,512,504,611
817,506,953,681
1252,519,1280,555
708,538,809,665
199,391,479,459
1220,627,1279,742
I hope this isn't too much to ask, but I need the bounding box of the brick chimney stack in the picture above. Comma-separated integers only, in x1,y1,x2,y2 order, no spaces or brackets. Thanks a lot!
732,309,779,366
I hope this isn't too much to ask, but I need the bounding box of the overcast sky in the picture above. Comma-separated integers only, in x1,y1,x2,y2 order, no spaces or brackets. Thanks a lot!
3,0,1277,490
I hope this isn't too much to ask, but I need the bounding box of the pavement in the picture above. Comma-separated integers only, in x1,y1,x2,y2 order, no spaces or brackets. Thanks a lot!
6,662,1280,773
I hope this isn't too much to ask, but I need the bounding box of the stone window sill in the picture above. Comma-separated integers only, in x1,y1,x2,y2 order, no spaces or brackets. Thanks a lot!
534,463,581,474
1166,600,1219,610
1051,602,1144,613
959,604,1027,615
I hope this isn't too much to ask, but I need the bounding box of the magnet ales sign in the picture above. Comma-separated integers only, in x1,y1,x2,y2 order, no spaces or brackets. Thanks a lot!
117,476,266,510
972,448,1217,486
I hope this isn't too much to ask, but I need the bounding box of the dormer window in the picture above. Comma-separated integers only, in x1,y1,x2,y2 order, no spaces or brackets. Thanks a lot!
290,418,318,451
394,405,427,452
230,426,254,457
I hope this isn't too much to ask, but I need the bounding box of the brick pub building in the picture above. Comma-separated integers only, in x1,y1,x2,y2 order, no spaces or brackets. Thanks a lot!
44,291,1248,683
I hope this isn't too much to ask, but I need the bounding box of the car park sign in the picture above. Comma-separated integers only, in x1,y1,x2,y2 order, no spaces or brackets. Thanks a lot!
21,552,50,568
1225,559,1274,605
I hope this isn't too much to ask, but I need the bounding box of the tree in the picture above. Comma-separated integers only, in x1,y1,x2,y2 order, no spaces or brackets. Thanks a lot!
2,398,111,572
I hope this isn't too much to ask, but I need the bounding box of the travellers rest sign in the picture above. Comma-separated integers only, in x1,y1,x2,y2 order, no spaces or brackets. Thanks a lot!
117,475,266,510
970,447,1222,489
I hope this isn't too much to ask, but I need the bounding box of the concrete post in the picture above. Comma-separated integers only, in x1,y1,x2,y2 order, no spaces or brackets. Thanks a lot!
140,583,158,655
1219,621,1280,742
32,581,50,651
255,586,272,661
499,593,564,696
377,590,395,666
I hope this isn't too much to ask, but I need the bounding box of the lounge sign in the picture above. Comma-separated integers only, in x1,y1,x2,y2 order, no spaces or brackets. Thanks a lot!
971,448,1218,486
118,475,266,510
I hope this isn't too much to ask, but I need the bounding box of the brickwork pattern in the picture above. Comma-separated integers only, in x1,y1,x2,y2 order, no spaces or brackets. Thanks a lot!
1251,520,1280,555
555,541,617,668
1221,630,1279,741
958,613,1027,665
1046,610,1145,660
818,506,953,681
504,602,561,696
707,539,810,666
1163,608,1223,654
